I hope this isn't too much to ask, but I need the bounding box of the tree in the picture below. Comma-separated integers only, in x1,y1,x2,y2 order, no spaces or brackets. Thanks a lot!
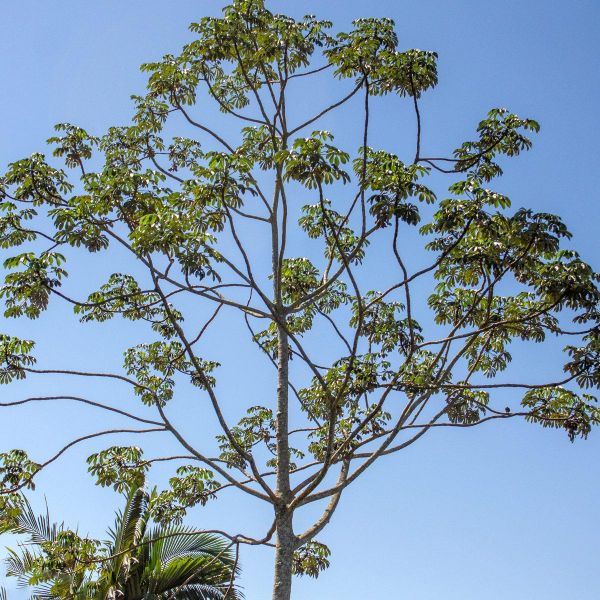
5,483,240,599
0,1,598,598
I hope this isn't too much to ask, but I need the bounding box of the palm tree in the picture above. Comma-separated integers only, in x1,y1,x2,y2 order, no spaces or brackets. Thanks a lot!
5,485,240,600
4,493,82,599
94,486,240,600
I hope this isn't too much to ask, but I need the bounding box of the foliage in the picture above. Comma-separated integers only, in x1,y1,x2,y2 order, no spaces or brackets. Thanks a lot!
4,482,240,600
291,542,330,579
0,1,598,598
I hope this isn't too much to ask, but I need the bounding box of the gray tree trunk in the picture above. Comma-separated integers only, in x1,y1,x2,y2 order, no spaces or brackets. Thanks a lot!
271,510,295,600
271,314,295,600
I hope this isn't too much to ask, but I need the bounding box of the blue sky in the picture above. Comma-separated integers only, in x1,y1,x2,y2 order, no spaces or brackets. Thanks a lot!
1,1,599,599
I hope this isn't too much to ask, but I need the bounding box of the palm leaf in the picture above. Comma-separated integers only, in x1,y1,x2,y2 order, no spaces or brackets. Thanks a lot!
147,526,236,566
10,496,58,544
28,581,57,600
5,545,38,587
107,486,149,552
154,555,229,588
116,522,240,600
104,485,149,591
171,582,242,600
4,481,241,600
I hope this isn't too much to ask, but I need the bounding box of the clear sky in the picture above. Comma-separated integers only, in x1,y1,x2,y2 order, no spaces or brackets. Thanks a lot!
1,1,599,599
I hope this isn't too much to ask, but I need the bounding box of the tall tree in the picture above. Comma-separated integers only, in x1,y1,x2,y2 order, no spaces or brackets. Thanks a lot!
0,1,598,598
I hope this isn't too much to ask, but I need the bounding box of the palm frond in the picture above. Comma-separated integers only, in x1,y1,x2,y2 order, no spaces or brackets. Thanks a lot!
3,481,240,600
147,526,236,566
105,484,149,591
148,554,237,595
171,582,243,600
0,586,7,600
29,581,58,600
10,496,58,544
109,486,149,554
5,545,39,587
72,580,105,600
6,549,72,600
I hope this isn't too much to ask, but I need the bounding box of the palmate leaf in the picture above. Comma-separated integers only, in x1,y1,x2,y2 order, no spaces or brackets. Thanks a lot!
0,337,36,385
292,541,331,579
0,494,24,533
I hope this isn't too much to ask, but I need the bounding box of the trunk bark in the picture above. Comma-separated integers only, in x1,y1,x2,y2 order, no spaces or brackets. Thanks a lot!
271,509,295,600
272,323,295,599
271,160,295,600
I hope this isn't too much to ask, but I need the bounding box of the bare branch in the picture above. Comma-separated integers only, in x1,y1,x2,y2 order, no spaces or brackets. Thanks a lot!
0,395,163,426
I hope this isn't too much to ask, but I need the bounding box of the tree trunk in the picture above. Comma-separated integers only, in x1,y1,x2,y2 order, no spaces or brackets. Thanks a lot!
272,325,295,600
271,509,295,600
272,162,294,600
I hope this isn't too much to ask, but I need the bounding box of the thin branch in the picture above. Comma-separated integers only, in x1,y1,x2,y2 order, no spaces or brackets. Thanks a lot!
289,79,365,136
174,99,235,152
0,396,162,426
2,428,166,495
